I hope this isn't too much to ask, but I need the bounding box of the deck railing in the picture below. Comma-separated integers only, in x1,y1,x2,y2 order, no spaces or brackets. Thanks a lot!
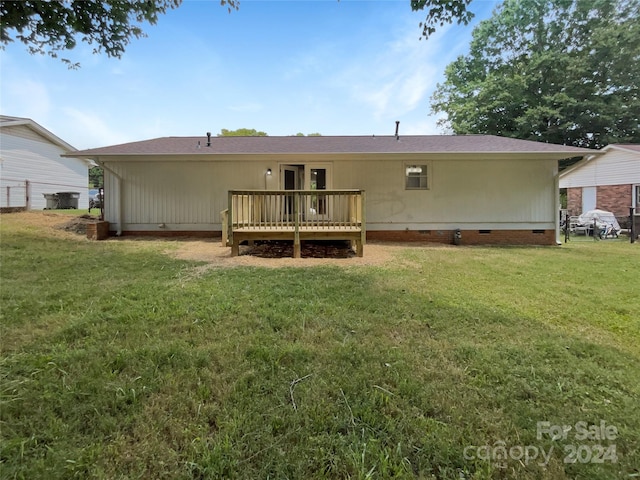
222,190,365,256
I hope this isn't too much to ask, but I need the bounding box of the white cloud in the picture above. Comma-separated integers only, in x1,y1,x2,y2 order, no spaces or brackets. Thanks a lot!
61,108,132,149
331,17,461,124
1,78,52,123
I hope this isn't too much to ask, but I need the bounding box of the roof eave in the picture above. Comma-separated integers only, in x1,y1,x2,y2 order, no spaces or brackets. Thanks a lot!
62,151,592,160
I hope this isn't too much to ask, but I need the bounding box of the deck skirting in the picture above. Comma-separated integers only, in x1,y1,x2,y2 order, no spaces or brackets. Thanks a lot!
223,189,366,258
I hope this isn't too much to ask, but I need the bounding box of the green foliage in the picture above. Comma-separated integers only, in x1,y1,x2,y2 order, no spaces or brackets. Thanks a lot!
1,213,639,479
0,0,238,66
411,0,474,38
88,165,103,188
218,128,268,136
431,0,640,148
294,132,322,136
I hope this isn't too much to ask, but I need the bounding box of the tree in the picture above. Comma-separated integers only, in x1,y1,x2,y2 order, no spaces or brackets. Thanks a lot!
0,0,238,66
218,128,267,136
431,0,640,149
89,165,103,188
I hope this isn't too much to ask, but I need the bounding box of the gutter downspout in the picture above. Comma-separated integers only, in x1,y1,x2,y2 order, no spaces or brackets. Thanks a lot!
96,159,123,236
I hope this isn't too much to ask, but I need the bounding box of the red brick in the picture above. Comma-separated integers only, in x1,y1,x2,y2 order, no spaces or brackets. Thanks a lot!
596,184,632,218
367,229,555,246
567,188,582,217
114,228,556,245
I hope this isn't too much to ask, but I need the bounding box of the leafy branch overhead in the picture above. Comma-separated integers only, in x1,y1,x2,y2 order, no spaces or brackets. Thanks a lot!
411,0,474,38
430,0,640,149
1,0,473,67
0,0,239,66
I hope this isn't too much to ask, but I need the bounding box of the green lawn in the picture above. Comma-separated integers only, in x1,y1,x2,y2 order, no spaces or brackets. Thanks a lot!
1,213,639,479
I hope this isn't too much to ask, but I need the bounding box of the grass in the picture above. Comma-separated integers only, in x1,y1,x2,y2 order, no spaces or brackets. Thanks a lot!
1,212,639,479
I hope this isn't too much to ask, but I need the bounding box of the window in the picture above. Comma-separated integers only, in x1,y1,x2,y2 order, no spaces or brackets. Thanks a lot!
634,185,640,208
405,164,428,190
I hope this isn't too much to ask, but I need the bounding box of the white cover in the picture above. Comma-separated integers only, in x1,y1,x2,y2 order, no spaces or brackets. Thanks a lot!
577,209,621,231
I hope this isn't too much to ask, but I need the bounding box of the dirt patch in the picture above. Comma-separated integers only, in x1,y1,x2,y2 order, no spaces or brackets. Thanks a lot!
3,211,454,269
55,214,101,235
168,237,409,269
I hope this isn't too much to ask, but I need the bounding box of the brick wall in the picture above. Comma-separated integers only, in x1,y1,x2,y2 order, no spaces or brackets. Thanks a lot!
0,207,27,214
566,184,631,218
117,228,556,245
567,188,582,216
114,230,220,238
367,229,556,246
596,184,632,218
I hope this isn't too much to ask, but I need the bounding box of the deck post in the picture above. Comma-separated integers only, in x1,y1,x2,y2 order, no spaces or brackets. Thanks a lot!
220,209,228,247
358,190,366,257
228,191,236,255
293,191,301,258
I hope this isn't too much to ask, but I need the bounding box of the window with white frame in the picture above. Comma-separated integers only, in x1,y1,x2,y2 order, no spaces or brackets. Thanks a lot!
634,185,640,208
405,164,428,190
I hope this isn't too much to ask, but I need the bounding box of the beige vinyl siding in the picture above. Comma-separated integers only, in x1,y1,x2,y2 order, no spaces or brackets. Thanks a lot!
335,157,556,229
103,159,273,231
102,155,557,232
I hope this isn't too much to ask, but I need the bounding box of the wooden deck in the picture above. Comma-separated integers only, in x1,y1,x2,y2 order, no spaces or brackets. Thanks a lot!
222,190,365,258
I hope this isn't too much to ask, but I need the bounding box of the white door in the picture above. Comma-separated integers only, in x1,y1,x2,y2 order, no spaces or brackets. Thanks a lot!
304,164,332,221
582,186,596,213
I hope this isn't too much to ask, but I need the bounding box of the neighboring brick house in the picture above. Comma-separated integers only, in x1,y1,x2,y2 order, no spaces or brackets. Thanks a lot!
560,144,640,226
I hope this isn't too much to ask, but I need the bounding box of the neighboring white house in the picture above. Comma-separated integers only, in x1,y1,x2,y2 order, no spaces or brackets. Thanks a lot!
65,134,593,245
0,115,92,210
560,144,640,221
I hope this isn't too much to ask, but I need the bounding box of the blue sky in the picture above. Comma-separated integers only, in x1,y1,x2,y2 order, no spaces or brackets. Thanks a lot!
0,0,497,150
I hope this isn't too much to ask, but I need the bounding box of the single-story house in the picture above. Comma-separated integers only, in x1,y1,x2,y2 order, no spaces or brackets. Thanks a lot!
65,134,593,247
560,144,640,224
0,115,92,210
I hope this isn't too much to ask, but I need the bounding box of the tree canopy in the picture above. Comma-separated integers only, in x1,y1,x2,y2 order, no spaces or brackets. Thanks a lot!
217,128,267,137
431,0,640,149
1,0,473,66
0,0,238,66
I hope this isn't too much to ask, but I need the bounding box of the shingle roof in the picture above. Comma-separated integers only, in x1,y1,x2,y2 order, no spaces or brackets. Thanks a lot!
69,134,593,157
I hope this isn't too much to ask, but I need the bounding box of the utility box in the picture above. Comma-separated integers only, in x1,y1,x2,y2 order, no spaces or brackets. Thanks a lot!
56,192,80,209
453,228,462,246
43,193,59,210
